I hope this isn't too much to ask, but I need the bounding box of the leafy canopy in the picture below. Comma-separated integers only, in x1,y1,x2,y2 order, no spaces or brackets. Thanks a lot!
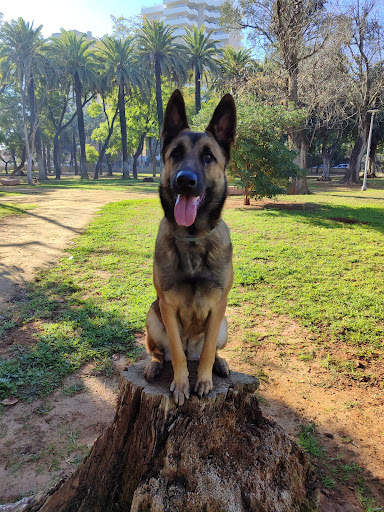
192,95,306,198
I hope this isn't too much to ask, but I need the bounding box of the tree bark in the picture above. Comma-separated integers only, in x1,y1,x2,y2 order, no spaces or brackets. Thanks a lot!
53,132,61,179
367,141,377,178
132,132,146,179
27,73,47,181
74,71,88,179
46,145,52,174
72,131,79,176
340,123,368,184
148,136,157,177
155,59,164,140
195,69,201,114
118,78,130,179
3,360,311,512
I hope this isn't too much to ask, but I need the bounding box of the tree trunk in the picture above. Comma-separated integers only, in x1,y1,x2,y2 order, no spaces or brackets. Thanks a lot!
155,59,164,140
340,123,368,184
72,131,79,176
148,136,157,177
107,153,113,176
74,71,88,179
118,79,130,179
27,74,47,181
7,360,311,512
195,69,201,114
244,186,250,205
320,129,332,181
367,140,377,178
132,132,146,179
46,145,52,174
53,132,61,179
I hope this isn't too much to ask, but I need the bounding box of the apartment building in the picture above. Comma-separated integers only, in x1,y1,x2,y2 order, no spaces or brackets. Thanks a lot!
141,0,242,49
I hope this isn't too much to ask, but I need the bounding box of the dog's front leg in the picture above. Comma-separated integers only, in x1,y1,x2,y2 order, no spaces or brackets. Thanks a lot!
159,299,189,406
195,299,227,397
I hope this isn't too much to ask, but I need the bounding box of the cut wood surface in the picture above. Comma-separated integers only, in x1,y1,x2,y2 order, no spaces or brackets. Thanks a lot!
0,360,311,512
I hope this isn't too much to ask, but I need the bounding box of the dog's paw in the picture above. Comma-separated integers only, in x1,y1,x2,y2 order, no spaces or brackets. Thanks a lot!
213,356,230,377
144,360,163,382
194,376,213,398
170,376,190,406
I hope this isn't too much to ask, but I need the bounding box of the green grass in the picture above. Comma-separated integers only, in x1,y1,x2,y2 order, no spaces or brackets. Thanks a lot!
0,202,37,220
0,199,158,400
227,185,384,360
1,182,384,400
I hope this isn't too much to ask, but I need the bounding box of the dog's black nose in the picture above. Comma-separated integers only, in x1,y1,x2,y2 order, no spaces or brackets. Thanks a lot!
176,170,197,190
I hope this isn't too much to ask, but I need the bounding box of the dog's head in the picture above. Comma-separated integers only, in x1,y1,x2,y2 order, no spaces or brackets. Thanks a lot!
160,90,236,231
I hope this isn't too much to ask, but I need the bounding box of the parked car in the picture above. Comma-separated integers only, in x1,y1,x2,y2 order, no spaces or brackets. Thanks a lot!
334,163,349,168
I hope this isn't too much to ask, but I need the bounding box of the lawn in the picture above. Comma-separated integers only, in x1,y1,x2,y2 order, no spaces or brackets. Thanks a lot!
1,181,384,401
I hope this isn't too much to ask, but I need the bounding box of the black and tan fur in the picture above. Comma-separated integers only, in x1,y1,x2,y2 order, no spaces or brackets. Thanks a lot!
144,90,236,405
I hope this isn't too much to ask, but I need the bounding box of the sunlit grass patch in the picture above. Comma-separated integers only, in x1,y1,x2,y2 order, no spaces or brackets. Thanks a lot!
0,202,37,220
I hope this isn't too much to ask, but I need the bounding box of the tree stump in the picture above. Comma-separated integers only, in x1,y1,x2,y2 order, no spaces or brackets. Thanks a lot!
1,360,311,512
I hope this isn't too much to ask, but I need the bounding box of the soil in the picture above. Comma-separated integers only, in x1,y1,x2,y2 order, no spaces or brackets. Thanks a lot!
0,187,383,510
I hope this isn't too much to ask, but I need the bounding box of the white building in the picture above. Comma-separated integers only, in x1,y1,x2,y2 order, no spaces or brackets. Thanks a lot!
141,0,242,49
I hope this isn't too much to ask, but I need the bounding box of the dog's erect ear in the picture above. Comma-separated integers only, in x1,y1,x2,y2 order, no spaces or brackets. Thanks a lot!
162,90,189,154
206,94,236,159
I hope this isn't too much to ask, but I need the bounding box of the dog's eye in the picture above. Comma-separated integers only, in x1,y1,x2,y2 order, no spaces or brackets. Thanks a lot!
203,152,214,165
171,145,184,160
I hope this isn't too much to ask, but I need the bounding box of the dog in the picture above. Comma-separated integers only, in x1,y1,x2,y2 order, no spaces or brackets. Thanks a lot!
144,89,236,405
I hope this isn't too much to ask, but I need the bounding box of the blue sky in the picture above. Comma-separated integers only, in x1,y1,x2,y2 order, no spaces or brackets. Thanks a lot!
1,0,157,38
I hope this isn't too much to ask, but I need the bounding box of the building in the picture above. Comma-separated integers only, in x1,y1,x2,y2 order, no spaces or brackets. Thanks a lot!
51,30,95,41
141,0,242,49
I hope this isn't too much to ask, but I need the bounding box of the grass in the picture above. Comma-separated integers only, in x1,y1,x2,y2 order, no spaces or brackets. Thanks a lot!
0,202,37,220
1,182,384,399
226,183,384,368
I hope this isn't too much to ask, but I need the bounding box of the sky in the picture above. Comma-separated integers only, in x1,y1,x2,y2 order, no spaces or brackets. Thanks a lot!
1,0,158,38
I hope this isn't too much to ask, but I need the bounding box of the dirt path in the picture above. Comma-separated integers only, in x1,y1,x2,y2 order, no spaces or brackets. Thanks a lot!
0,187,155,305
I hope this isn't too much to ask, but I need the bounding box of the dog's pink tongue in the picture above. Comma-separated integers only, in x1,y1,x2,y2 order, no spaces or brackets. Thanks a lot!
174,195,198,227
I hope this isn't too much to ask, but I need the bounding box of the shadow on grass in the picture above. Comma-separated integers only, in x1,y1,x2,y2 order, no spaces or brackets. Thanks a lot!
260,202,384,235
0,279,140,402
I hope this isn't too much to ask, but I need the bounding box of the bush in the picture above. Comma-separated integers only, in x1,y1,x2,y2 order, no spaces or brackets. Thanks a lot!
192,96,306,201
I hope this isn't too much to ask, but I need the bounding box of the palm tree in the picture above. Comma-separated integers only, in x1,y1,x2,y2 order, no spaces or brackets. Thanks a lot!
137,20,186,138
182,25,220,114
50,30,98,179
99,36,147,178
219,46,255,96
0,18,46,183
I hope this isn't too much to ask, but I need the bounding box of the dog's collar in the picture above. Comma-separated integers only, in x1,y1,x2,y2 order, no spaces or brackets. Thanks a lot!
172,226,216,243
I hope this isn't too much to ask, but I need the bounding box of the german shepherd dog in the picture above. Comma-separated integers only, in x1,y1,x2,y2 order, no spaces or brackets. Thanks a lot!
144,90,236,405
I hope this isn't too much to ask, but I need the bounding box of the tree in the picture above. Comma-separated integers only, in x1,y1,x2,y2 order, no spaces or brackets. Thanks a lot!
182,25,220,114
42,47,78,179
192,95,305,204
0,18,46,183
339,0,384,184
99,35,147,178
137,20,186,138
300,17,352,181
49,30,98,179
221,0,329,193
217,46,255,96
